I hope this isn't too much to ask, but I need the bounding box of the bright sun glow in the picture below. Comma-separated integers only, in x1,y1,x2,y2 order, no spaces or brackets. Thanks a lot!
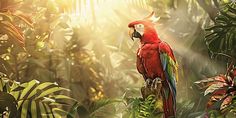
63,0,152,25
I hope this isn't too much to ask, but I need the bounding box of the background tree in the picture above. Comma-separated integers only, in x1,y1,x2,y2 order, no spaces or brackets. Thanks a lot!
1,0,235,117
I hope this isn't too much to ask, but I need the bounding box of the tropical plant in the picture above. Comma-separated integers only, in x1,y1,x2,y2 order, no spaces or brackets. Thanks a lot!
0,72,77,118
0,0,33,81
205,2,236,58
0,0,33,47
176,100,205,118
76,98,119,118
195,64,236,117
2,0,236,117
193,1,236,117
122,94,163,118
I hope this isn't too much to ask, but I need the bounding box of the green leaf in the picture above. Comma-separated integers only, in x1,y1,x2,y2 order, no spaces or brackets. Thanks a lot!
39,102,47,118
42,97,56,103
28,82,57,99
54,95,77,101
0,79,4,91
21,100,29,118
30,101,37,118
204,2,236,57
44,104,54,118
20,80,39,100
18,100,24,109
10,81,24,92
35,87,69,100
11,91,20,100
89,99,119,117
52,108,68,116
67,102,79,118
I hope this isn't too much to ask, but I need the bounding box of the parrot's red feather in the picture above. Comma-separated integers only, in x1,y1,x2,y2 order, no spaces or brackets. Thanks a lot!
131,19,178,118
128,20,161,44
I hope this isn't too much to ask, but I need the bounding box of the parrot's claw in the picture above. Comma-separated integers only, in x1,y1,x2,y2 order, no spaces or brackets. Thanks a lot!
151,77,162,89
145,78,152,88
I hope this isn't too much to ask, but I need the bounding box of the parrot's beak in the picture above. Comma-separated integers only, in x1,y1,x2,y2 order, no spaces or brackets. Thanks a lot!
128,28,135,41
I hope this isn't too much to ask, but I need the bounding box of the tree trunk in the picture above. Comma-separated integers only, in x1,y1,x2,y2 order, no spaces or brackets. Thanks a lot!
196,0,219,21
141,81,163,113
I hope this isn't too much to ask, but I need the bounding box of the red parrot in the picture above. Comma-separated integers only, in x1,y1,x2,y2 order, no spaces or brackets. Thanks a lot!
128,12,178,118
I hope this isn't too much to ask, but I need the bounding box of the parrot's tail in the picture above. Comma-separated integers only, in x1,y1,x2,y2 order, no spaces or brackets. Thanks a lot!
162,80,176,118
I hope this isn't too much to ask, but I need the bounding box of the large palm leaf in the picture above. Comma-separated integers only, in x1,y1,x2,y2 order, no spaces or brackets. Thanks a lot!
0,72,77,118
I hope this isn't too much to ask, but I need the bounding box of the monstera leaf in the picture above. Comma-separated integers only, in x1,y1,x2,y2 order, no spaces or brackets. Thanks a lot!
205,2,236,58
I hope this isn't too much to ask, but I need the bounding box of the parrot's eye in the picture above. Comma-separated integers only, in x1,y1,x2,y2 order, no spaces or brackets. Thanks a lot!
135,24,144,28
134,24,144,36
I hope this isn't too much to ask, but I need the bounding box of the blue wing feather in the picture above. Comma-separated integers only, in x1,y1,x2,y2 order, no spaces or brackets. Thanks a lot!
160,52,178,117
160,53,177,94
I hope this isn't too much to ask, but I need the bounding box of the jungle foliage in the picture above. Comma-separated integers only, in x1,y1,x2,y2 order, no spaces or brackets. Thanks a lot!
205,2,236,58
195,1,236,118
0,0,236,118
0,72,77,118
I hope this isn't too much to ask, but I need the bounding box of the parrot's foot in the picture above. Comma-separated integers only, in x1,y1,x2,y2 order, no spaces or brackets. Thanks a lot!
145,78,152,88
151,77,162,90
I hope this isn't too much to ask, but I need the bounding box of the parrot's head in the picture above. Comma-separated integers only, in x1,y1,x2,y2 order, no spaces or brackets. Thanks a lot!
128,11,160,44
